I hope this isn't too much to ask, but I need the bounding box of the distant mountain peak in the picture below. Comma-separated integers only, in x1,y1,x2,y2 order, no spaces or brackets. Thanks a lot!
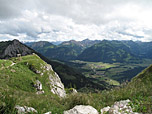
82,38,90,41
12,39,20,45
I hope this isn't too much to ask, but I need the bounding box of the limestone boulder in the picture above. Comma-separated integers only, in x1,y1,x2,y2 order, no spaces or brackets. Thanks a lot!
64,105,99,114
101,99,142,114
15,105,37,114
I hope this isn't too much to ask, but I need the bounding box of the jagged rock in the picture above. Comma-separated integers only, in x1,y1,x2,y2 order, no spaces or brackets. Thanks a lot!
100,100,141,114
44,111,52,114
49,72,66,97
34,80,42,91
32,57,66,97
15,105,37,114
64,105,99,114
45,64,53,71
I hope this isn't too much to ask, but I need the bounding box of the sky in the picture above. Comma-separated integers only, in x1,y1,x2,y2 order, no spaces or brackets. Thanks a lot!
0,0,152,42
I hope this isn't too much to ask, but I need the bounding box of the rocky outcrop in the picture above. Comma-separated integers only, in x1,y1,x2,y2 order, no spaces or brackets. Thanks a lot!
15,105,37,114
34,80,44,94
28,54,66,97
64,105,99,114
101,106,110,114
101,99,141,114
38,61,66,97
49,72,66,97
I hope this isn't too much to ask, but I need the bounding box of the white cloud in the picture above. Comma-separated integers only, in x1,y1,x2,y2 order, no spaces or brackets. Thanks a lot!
0,0,152,42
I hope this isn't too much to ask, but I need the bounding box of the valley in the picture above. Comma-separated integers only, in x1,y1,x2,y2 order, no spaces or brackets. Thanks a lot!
0,39,152,113
26,39,152,87
66,59,152,87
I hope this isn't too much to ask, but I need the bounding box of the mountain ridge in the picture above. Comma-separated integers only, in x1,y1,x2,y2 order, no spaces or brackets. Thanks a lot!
26,39,101,61
77,40,137,63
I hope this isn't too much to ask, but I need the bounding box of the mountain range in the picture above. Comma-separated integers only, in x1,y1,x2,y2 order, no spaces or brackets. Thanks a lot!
25,39,101,61
26,39,152,63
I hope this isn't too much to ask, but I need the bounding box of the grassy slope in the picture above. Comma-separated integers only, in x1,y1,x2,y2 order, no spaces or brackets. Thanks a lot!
0,55,152,113
0,55,66,113
0,55,54,93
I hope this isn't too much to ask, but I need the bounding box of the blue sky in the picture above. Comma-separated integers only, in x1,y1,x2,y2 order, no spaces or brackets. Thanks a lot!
0,0,152,42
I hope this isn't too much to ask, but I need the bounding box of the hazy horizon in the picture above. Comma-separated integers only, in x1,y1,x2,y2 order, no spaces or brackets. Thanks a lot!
2,38,151,43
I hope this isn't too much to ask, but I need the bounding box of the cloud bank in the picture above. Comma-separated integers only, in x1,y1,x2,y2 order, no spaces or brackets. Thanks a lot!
0,0,152,42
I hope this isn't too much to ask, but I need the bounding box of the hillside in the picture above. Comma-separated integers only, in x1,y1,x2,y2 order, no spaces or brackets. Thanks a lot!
0,40,107,90
27,41,55,55
0,54,68,113
123,40,152,59
0,55,152,113
131,64,152,83
77,40,137,63
0,54,66,97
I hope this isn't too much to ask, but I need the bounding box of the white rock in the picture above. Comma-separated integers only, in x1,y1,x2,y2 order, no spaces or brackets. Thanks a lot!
64,105,99,114
34,80,42,91
109,100,133,114
40,73,44,76
36,70,41,74
45,64,53,71
101,106,110,114
36,90,44,95
44,111,51,114
101,99,142,114
72,88,78,94
15,105,37,114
